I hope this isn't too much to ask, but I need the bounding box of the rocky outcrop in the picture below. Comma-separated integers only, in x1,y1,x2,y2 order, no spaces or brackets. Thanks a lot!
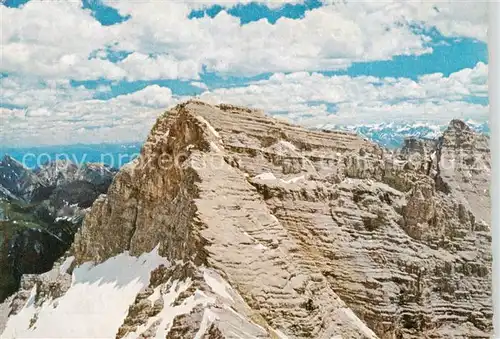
433,120,491,224
0,185,18,201
2,101,492,338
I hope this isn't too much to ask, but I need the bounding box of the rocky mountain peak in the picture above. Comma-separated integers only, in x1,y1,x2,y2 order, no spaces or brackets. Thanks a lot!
1,102,492,339
1,155,23,168
440,119,489,151
400,137,437,157
36,160,79,187
0,155,41,202
436,120,490,224
446,119,471,133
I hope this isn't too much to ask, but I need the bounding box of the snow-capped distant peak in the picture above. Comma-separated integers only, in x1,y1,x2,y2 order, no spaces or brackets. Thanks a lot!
322,120,489,149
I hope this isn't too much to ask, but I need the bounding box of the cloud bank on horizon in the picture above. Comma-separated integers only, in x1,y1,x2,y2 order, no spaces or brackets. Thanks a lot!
0,0,489,147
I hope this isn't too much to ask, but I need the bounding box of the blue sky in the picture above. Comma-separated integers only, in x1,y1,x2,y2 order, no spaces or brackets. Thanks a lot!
188,0,323,24
0,0,489,147
55,1,488,98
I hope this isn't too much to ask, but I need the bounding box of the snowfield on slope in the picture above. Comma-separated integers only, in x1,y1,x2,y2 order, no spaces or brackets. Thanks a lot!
1,247,277,339
1,247,169,338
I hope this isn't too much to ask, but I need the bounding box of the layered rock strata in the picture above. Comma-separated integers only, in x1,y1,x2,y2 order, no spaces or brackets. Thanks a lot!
3,101,492,338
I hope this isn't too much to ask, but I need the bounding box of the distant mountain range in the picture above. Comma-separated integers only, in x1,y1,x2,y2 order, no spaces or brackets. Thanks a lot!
326,120,490,149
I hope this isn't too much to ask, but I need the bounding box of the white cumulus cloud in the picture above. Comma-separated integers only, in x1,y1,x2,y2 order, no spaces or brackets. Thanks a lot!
199,62,489,126
1,1,487,81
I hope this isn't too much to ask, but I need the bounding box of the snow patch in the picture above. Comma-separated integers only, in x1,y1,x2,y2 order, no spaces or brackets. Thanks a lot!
203,269,234,302
58,256,75,275
197,116,220,138
275,329,291,339
123,272,226,338
243,231,255,241
338,307,378,338
243,232,268,251
280,175,305,184
276,140,297,151
193,309,218,339
124,279,194,339
1,246,169,339
147,284,163,305
209,141,223,153
165,289,216,335
254,243,267,251
55,215,76,222
254,172,276,181
1,287,38,335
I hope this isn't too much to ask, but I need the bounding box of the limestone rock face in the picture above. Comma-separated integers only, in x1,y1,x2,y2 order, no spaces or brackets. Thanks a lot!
3,101,492,339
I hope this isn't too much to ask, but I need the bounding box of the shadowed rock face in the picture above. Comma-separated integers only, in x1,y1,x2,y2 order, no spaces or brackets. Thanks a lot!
8,228,70,279
49,181,103,210
65,101,492,338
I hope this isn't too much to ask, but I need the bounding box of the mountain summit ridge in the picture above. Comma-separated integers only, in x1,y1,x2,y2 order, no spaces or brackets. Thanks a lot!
1,101,492,338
